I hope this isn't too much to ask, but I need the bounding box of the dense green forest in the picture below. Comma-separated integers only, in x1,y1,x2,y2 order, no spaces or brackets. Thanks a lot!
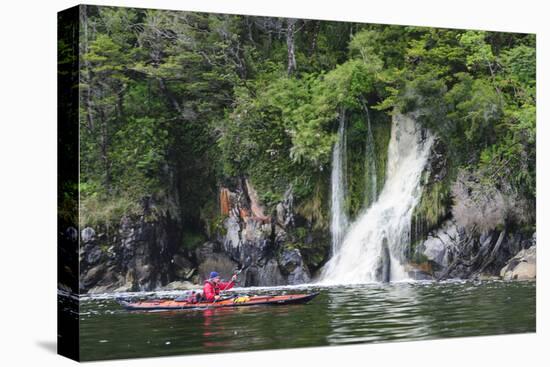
76,5,535,254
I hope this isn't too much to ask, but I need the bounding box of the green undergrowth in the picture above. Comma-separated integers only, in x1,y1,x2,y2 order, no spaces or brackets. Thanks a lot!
79,194,142,229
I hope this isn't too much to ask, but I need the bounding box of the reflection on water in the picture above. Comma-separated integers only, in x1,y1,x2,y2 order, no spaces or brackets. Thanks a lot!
76,280,535,361
327,283,428,344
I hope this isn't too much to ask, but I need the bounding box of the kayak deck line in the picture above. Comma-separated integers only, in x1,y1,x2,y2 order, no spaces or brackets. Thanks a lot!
117,292,319,311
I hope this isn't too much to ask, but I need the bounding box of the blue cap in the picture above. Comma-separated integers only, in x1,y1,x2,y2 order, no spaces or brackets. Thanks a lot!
209,271,219,279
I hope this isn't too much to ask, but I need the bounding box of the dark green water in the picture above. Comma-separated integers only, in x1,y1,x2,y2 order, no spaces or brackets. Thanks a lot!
78,280,535,361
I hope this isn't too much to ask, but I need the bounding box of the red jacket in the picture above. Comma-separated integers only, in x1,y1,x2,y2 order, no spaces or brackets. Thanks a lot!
203,279,235,302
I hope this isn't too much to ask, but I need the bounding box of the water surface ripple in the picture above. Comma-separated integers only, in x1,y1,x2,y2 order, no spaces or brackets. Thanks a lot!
75,280,535,361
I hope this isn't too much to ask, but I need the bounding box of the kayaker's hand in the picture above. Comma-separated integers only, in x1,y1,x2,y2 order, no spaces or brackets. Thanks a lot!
231,274,238,282
214,295,221,301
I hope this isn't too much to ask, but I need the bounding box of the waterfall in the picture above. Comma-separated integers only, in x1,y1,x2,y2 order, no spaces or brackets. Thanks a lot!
321,113,433,284
330,111,349,256
363,104,378,206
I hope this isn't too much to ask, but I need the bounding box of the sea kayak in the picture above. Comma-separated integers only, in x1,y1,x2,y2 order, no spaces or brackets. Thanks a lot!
118,293,319,311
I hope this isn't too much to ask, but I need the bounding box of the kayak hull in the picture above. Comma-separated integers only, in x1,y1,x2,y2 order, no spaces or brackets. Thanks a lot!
118,293,319,311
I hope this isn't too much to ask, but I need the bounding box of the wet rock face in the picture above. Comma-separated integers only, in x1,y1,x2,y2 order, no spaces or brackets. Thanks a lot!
82,243,103,266
79,214,182,294
500,245,536,280
203,183,310,287
196,241,238,283
221,215,272,272
223,216,242,251
420,220,458,268
286,264,310,285
161,280,197,291
259,259,286,285
415,219,536,280
278,248,301,274
79,183,319,293
214,212,310,286
276,187,295,228
243,260,286,287
80,264,106,290
278,248,311,285
117,216,177,291
81,227,95,243
374,239,391,283
172,254,194,279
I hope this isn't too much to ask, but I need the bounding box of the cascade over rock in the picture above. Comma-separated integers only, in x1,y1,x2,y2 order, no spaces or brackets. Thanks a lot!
330,111,349,256
362,101,378,206
321,113,434,284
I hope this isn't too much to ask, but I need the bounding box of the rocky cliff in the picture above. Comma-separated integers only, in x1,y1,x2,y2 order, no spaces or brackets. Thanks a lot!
80,211,181,293
79,179,316,294
214,179,311,287
412,220,536,280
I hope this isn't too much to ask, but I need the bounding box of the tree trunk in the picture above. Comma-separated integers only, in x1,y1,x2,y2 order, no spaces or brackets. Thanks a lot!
245,16,255,44
80,5,95,131
98,108,111,190
157,77,184,117
286,19,297,75
309,20,320,56
117,92,124,121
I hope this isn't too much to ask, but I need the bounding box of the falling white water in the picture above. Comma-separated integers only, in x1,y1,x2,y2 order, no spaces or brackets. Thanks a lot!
364,105,378,206
330,111,349,256
321,113,433,284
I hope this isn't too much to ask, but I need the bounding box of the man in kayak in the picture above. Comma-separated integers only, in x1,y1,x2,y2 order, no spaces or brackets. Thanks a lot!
203,271,237,302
